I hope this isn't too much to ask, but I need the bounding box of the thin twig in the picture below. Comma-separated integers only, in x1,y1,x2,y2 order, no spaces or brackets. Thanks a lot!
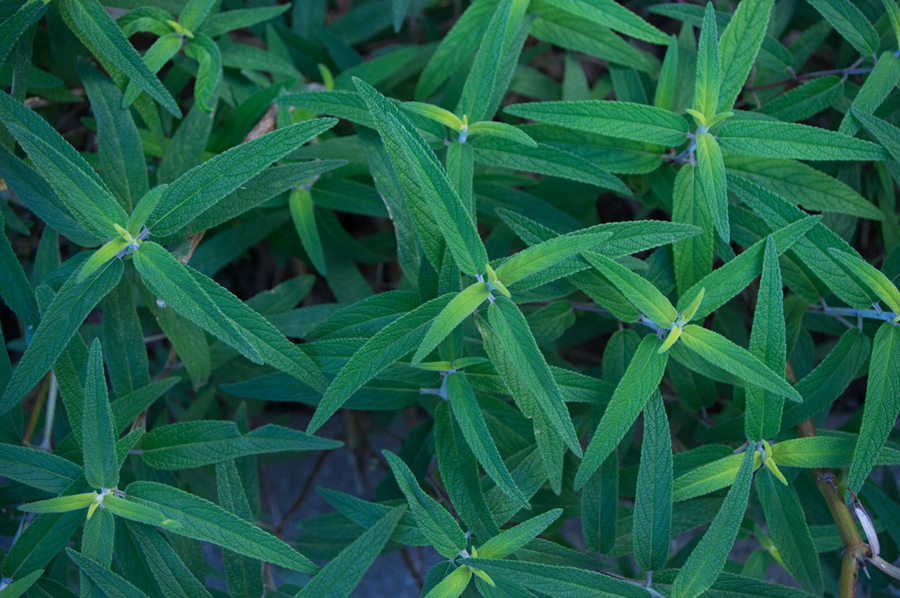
275,450,330,537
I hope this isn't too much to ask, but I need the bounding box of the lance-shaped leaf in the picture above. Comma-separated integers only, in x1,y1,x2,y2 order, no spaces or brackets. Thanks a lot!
354,78,488,276
141,421,341,469
671,447,756,598
768,435,900,468
0,570,44,598
445,372,530,509
542,0,668,43
831,249,900,318
215,459,263,598
680,325,802,402
290,188,326,275
145,119,336,237
296,505,407,598
488,296,582,457
383,450,468,559
695,132,729,243
458,559,649,598
0,210,40,334
504,100,689,147
727,174,877,309
756,469,824,594
60,0,180,117
0,258,123,416
673,164,714,296
125,481,318,573
0,91,127,239
68,549,151,598
0,0,46,66
83,339,118,490
0,444,82,494
19,493,97,514
412,283,491,365
466,121,536,147
761,76,845,123
477,509,562,558
673,452,761,502
852,106,900,170
100,494,175,529
693,3,721,123
677,216,818,320
745,238,787,441
495,229,613,287
583,251,676,328
184,34,222,113
716,120,889,161
805,0,878,56
424,566,471,598
840,54,900,136
716,0,774,111
575,336,667,490
308,293,454,434
847,322,900,498
633,390,673,573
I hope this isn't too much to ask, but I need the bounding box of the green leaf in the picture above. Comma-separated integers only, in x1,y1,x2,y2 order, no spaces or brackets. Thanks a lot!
0,0,46,67
852,105,900,173
183,34,222,113
715,0,774,112
633,390,673,573
840,53,900,137
582,251,676,328
141,421,341,469
0,570,44,598
575,335,667,490
445,372,530,509
504,100,689,147
67,549,150,598
0,443,82,494
671,447,756,598
198,5,290,37
412,283,491,365
77,238,128,284
847,322,900,497
470,136,630,194
423,566,471,598
297,505,407,598
402,102,464,131
0,210,40,333
693,3,721,123
831,248,900,316
126,481,318,573
655,36,679,111
673,452,760,502
122,32,182,110
672,164,714,296
102,495,177,528
695,132,729,243
290,188,326,275
745,238,787,442
805,0,878,56
478,509,562,558
495,229,613,287
308,293,454,434
0,91,127,239
145,119,336,237
488,295,582,457
79,59,147,211
19,493,96,514
83,339,118,490
215,459,263,598
769,435,900,468
756,469,824,594
724,155,884,221
383,449,468,559
354,78,488,276
60,0,181,117
466,121,536,147
178,0,215,32
680,325,801,401
0,258,123,416
761,76,845,123
458,559,649,598
716,120,889,161
540,0,668,44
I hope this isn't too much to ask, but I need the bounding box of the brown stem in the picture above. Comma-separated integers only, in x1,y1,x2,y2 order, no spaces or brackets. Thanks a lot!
275,450,330,537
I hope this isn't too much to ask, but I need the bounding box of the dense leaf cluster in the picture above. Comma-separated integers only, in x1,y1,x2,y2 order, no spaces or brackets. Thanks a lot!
1,0,900,596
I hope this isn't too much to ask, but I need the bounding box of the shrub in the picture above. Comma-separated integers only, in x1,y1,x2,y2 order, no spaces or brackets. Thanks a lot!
1,0,899,596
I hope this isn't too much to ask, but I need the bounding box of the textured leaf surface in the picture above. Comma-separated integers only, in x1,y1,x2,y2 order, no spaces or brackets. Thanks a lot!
717,120,889,161
632,390,673,572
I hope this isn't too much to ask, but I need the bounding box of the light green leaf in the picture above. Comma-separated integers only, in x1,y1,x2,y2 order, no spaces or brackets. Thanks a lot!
146,119,337,237
756,469,824,594
126,481,318,573
383,449,468,559
680,325,801,401
184,34,222,114
805,0,878,56
582,251,676,328
847,322,900,497
830,248,900,316
575,335,667,490
716,120,889,161
19,493,96,514
355,78,487,276
672,164,714,296
141,421,341,469
60,0,180,117
0,258,123,416
488,296,582,457
466,121,536,147
478,509,562,558
413,283,490,365
769,435,900,468
671,447,756,598
693,3,721,123
761,76,844,123
308,293,454,433
633,390,673,572
504,100,688,147
446,372,530,508
715,0,774,112
459,559,649,598
423,566,472,598
83,339,118,490
541,0,668,44
852,106,900,176
840,53,900,136
77,238,128,284
102,495,177,528
695,132,729,243
290,188,327,276
674,452,760,502
495,229,612,287
655,36,679,111
296,505,407,598
402,102,464,131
